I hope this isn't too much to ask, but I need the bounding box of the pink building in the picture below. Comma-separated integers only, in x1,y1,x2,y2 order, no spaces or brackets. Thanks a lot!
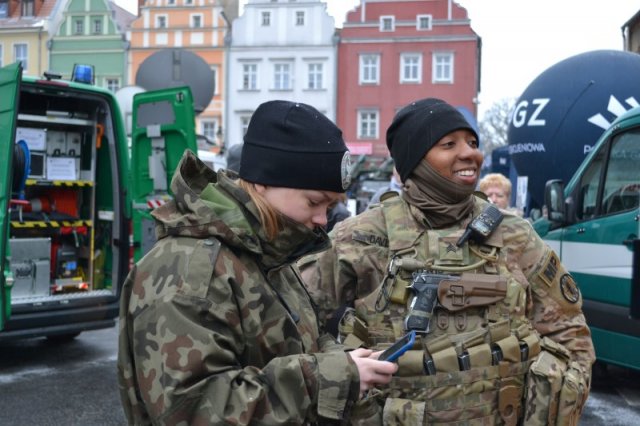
337,0,481,157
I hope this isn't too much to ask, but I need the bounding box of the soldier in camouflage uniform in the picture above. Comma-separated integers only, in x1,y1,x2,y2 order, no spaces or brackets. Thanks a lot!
117,100,397,425
299,98,595,425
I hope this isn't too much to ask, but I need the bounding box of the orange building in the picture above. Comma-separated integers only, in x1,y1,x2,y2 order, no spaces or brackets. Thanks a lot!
128,0,231,152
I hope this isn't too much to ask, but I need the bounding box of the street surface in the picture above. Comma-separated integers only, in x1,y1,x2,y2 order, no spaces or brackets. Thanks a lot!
0,325,638,425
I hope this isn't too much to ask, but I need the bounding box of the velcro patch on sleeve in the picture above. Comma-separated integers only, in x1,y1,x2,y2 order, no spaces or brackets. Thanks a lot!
560,273,581,304
538,251,559,287
352,230,389,248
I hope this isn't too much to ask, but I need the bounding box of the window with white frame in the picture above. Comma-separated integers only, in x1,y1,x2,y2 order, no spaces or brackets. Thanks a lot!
191,14,202,28
262,11,271,26
359,54,380,84
242,63,258,90
202,120,217,142
432,52,454,83
92,17,102,34
417,14,432,30
0,1,8,19
156,15,167,28
21,0,34,16
167,0,175,5
358,110,379,139
241,116,251,135
296,11,305,26
74,18,84,34
106,78,120,92
185,0,192,4
380,16,394,32
14,43,27,70
400,53,422,83
307,63,323,90
273,63,292,90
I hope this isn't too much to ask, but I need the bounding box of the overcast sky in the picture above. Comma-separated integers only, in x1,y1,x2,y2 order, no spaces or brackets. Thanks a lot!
117,0,639,118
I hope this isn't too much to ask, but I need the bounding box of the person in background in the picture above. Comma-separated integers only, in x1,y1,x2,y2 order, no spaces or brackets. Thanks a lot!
118,100,396,425
367,166,403,208
299,97,594,425
479,172,512,209
225,142,243,174
327,193,351,232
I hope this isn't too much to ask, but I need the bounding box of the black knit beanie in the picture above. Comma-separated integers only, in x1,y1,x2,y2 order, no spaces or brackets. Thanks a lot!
240,100,351,193
386,98,479,182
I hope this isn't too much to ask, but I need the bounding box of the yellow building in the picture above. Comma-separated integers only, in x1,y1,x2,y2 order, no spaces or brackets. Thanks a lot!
0,0,66,76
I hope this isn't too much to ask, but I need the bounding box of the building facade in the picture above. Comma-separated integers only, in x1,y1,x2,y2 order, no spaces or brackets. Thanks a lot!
337,0,481,157
127,0,231,151
623,9,640,53
225,0,338,149
0,0,67,76
49,0,135,89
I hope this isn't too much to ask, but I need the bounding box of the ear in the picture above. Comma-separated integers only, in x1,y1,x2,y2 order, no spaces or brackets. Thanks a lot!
254,183,268,195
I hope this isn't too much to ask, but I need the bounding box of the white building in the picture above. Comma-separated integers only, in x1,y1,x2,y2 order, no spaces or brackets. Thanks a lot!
225,0,338,149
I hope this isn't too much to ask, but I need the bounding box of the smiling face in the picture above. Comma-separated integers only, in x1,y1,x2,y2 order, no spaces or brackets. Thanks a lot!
424,129,483,187
255,185,342,229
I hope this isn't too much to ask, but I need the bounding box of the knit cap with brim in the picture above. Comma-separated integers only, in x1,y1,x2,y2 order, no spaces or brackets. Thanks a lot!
241,100,351,193
386,98,479,182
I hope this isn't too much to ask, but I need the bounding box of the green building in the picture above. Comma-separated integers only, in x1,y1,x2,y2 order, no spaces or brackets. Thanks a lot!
49,0,135,91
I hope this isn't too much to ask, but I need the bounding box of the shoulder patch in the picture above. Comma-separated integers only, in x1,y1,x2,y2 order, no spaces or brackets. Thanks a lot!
352,230,389,248
560,273,581,303
538,251,559,287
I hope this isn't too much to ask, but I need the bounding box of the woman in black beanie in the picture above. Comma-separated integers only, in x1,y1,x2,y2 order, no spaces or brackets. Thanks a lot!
300,97,594,425
118,100,397,425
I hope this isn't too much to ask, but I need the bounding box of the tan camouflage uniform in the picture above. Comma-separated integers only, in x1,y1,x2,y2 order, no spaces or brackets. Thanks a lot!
118,151,360,425
299,194,595,425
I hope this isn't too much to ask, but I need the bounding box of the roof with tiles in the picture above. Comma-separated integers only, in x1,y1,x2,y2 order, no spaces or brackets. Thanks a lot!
0,0,62,28
109,0,137,31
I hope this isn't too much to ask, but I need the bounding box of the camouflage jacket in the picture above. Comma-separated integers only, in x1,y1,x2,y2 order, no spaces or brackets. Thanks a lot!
118,151,359,425
299,194,595,380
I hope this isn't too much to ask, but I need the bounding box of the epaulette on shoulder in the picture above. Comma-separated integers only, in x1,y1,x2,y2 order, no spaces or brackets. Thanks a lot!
473,190,489,202
379,190,400,203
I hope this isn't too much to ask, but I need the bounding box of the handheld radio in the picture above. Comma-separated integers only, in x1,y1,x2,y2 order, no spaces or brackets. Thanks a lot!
456,204,504,247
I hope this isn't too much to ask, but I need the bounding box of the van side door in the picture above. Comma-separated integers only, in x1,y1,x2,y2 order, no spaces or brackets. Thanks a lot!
129,86,198,260
560,127,640,365
0,63,22,329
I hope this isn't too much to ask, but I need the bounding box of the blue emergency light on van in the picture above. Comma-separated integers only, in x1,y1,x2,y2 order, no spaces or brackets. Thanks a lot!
71,64,94,84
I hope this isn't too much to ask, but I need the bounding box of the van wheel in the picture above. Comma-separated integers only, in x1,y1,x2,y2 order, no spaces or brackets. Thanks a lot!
46,332,81,343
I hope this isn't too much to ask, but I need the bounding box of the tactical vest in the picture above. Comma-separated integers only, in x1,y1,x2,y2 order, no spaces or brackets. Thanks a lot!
342,197,551,425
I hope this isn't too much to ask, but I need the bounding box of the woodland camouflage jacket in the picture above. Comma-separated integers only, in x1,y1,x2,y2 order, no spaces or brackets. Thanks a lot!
117,151,359,425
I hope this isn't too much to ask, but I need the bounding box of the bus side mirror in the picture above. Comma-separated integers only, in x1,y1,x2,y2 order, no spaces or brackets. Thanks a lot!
545,179,565,223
